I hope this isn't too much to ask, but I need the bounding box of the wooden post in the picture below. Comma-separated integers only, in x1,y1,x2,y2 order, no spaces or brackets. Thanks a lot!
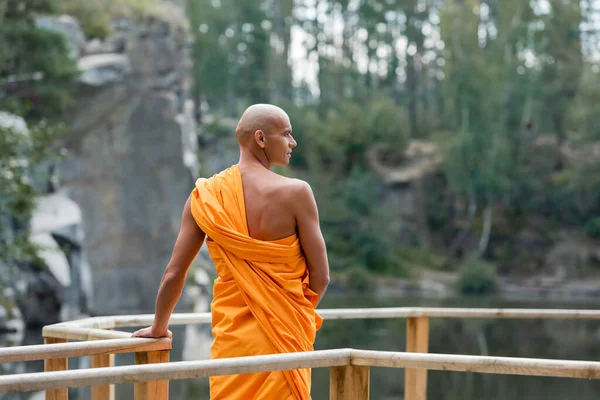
330,365,370,400
134,350,170,400
44,337,68,400
405,317,429,400
91,353,115,400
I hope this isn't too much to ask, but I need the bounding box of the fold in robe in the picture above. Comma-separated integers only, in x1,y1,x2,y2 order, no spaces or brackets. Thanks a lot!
190,165,323,400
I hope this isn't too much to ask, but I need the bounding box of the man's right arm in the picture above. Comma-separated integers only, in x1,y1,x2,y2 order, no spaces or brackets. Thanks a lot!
132,195,205,339
293,181,330,304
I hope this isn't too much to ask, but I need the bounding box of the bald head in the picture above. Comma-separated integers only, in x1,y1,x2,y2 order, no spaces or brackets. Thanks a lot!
235,104,290,145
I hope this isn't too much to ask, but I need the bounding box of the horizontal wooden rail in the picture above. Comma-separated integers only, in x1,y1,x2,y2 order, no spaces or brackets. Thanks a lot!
2,349,600,393
33,307,600,400
351,350,600,380
42,326,132,341
318,307,600,320
41,308,600,341
0,349,353,392
0,338,171,363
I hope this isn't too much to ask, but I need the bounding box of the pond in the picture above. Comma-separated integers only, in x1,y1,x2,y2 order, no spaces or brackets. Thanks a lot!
2,295,600,399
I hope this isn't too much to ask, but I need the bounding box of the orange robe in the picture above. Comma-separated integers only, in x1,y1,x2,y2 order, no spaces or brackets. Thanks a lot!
190,165,323,400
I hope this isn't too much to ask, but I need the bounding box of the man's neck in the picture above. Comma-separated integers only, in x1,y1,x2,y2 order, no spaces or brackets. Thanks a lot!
239,149,271,170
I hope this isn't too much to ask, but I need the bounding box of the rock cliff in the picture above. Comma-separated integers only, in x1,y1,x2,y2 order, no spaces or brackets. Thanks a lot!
49,7,200,315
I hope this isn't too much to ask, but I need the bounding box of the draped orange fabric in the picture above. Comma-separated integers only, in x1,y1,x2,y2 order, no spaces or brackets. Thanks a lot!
189,165,323,400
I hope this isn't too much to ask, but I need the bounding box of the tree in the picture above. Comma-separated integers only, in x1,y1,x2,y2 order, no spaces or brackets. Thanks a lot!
0,118,65,288
0,0,78,119
187,0,274,115
537,0,583,145
0,0,72,286
440,0,534,258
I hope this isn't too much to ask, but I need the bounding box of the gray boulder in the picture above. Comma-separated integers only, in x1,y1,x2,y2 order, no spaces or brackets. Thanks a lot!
84,34,127,55
78,53,131,86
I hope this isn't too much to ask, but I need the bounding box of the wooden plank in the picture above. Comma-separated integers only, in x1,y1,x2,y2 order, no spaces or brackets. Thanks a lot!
44,337,68,400
350,349,600,379
40,308,600,344
3,349,600,393
43,326,132,341
0,338,171,363
0,349,352,392
134,350,170,400
405,317,429,400
318,307,600,320
111,313,212,328
91,353,115,400
330,365,369,400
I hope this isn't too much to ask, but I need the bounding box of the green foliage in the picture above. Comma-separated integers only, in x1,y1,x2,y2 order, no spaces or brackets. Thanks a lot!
2,0,58,19
0,0,76,291
456,256,499,296
300,97,408,176
190,0,599,284
0,121,65,286
60,0,112,39
395,246,444,270
536,0,583,139
345,266,377,293
206,117,235,138
567,64,600,141
0,0,78,119
186,0,276,113
314,167,382,269
444,129,513,201
439,0,538,209
59,0,160,39
583,218,600,239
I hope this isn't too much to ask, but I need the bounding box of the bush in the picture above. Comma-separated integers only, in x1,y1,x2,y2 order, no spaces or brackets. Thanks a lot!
456,256,499,296
0,120,65,287
60,0,159,39
395,246,444,269
583,217,600,239
60,0,113,39
345,266,376,293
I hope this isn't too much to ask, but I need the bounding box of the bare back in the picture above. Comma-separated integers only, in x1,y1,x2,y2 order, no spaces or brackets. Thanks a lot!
239,166,298,241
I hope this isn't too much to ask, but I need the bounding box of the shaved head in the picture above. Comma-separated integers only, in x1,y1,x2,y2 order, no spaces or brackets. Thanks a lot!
235,103,296,169
235,104,290,145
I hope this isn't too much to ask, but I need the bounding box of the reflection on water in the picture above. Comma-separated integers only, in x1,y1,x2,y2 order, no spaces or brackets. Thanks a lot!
3,295,600,400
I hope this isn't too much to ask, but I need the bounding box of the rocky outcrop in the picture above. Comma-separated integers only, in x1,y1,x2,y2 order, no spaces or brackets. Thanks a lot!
368,140,443,247
28,192,94,323
543,232,600,280
56,10,199,315
531,134,600,167
367,140,443,185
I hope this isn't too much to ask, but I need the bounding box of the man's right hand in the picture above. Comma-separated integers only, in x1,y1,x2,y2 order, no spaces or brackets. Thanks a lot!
131,326,173,340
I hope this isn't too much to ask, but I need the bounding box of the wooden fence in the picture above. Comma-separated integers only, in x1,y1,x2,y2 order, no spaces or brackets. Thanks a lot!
1,307,599,399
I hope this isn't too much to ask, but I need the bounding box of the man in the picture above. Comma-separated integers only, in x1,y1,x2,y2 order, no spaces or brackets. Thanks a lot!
132,104,330,399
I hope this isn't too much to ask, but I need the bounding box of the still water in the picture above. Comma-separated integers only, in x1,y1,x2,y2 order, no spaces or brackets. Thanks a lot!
3,295,600,399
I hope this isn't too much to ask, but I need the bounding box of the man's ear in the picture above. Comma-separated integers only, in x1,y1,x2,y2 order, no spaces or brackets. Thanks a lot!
255,130,266,148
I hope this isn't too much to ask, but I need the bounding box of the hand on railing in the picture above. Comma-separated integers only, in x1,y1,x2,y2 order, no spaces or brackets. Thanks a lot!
131,326,173,341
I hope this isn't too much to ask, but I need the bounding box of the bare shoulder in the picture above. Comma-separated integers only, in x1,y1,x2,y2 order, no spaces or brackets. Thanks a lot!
274,174,311,193
279,177,315,207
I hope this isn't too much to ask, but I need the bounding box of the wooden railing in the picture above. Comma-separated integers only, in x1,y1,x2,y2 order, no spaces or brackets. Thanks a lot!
1,307,600,399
